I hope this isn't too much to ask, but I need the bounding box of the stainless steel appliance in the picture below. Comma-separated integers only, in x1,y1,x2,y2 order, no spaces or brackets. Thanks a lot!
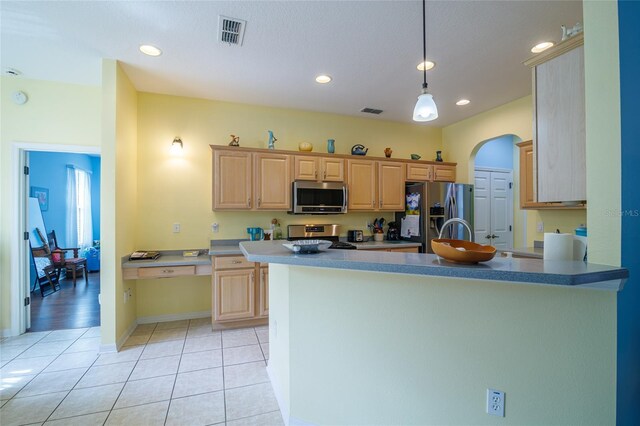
395,182,474,253
290,181,347,214
287,224,356,249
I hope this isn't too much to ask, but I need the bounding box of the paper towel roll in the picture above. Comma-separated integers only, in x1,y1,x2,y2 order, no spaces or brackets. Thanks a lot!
543,233,574,260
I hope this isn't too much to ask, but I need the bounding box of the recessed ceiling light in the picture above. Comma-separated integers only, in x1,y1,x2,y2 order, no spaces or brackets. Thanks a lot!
456,99,470,106
531,42,554,53
416,61,435,71
139,44,162,56
315,75,332,84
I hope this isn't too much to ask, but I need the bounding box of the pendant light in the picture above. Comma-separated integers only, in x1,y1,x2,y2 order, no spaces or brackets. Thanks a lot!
413,0,438,122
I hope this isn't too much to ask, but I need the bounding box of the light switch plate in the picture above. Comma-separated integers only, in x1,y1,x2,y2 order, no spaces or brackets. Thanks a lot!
173,223,181,233
537,222,544,233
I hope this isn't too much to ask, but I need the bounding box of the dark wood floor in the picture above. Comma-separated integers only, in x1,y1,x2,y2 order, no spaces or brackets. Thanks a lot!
29,271,101,332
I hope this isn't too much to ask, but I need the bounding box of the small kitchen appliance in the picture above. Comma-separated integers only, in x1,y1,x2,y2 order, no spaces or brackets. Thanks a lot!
386,222,400,241
347,230,364,242
288,224,357,250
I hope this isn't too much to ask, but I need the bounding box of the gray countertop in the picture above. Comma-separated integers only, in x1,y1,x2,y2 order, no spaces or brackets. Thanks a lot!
208,239,421,255
122,250,211,268
239,241,628,291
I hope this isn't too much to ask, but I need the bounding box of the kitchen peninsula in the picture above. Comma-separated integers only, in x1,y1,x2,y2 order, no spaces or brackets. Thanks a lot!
241,241,627,425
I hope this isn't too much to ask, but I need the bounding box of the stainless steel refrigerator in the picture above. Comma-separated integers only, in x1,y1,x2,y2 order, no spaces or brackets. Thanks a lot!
395,182,474,253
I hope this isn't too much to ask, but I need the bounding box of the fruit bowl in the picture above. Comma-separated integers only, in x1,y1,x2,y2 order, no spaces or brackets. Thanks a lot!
431,239,497,264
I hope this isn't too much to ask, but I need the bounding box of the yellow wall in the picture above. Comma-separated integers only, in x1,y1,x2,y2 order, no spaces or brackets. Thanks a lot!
0,77,101,334
442,96,587,246
100,60,139,345
584,1,621,266
134,92,442,318
275,265,616,424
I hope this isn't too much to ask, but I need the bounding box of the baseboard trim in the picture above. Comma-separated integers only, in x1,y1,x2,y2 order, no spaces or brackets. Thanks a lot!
0,328,16,339
113,319,138,352
267,364,290,426
136,311,211,325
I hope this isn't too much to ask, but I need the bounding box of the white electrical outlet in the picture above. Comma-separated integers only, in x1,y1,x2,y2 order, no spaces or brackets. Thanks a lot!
487,389,505,417
537,222,544,233
124,291,128,304
212,223,219,233
128,288,132,298
173,223,181,233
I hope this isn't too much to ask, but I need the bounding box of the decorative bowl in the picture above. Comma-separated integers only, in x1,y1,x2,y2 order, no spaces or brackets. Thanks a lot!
282,239,332,254
431,239,497,264
410,154,421,160
298,142,313,152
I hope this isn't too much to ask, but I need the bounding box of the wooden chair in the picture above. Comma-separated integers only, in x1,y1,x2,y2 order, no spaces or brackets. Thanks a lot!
30,243,61,297
45,230,88,288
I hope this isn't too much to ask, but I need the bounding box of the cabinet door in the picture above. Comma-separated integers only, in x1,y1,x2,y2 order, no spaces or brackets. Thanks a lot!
258,266,269,318
214,269,255,321
294,156,318,181
378,162,405,211
535,46,586,202
347,159,377,210
321,158,345,182
213,150,252,210
406,164,433,181
433,165,456,182
518,141,536,208
254,153,292,210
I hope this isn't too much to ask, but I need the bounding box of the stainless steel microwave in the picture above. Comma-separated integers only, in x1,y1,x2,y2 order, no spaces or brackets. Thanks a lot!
290,181,348,214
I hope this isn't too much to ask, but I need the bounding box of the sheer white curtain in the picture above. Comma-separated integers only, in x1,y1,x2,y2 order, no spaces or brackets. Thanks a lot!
66,166,93,250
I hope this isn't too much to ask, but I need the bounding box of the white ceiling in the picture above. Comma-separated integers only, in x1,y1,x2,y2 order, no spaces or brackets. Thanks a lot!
1,1,582,126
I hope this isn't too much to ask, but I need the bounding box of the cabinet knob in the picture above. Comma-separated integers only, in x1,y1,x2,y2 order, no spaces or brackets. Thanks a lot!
250,272,255,283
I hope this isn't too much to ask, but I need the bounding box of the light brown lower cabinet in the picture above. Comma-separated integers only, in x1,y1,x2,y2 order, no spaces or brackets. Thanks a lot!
211,255,268,328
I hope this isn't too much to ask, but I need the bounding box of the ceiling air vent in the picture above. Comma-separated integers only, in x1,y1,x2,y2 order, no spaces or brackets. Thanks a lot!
361,107,383,115
218,16,247,46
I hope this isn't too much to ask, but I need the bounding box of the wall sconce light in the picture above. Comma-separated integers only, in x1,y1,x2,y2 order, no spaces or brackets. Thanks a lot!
170,137,183,155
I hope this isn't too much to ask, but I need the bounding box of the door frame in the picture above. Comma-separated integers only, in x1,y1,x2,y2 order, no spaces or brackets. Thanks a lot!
10,142,100,337
474,167,514,249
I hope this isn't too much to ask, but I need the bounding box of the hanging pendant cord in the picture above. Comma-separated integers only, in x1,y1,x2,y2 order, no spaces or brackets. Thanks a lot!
422,0,427,90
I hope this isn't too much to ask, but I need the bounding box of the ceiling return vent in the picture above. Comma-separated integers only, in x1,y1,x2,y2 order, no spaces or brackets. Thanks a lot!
218,16,247,46
361,107,383,115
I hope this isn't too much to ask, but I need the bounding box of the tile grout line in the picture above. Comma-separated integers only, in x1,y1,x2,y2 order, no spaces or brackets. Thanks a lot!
163,321,190,426
103,322,158,425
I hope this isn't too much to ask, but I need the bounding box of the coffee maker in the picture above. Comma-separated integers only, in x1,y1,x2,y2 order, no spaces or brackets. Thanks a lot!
387,221,400,241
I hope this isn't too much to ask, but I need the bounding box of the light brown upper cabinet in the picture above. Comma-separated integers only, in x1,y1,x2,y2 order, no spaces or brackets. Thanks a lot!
517,140,585,209
212,148,290,211
406,163,456,182
347,159,405,211
433,165,456,182
254,153,291,210
212,150,253,210
525,33,586,203
293,156,344,182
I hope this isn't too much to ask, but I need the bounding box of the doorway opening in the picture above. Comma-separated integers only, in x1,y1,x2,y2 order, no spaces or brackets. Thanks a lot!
471,135,516,250
26,150,101,332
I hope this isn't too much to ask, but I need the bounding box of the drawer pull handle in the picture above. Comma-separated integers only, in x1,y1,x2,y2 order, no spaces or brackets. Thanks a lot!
232,260,241,264
163,269,174,273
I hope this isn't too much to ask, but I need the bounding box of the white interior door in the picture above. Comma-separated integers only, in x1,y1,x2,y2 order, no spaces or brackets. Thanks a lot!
489,172,512,250
474,169,513,249
474,170,491,244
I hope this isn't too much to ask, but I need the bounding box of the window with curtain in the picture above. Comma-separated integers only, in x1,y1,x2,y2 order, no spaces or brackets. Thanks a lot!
66,166,93,249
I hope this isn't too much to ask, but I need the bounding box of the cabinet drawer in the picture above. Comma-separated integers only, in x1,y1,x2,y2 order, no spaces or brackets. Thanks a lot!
214,256,254,270
137,265,195,279
406,164,433,181
433,165,456,182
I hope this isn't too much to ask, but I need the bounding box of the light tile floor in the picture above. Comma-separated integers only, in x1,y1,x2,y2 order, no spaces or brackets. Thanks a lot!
0,320,282,426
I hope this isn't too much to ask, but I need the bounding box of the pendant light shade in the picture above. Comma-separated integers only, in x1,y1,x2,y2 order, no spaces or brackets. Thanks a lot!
413,0,438,122
413,91,438,122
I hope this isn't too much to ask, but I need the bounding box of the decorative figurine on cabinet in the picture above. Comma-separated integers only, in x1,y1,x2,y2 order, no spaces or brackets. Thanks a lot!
384,147,392,158
435,151,443,162
327,139,335,154
267,130,278,150
351,144,368,156
229,135,240,146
